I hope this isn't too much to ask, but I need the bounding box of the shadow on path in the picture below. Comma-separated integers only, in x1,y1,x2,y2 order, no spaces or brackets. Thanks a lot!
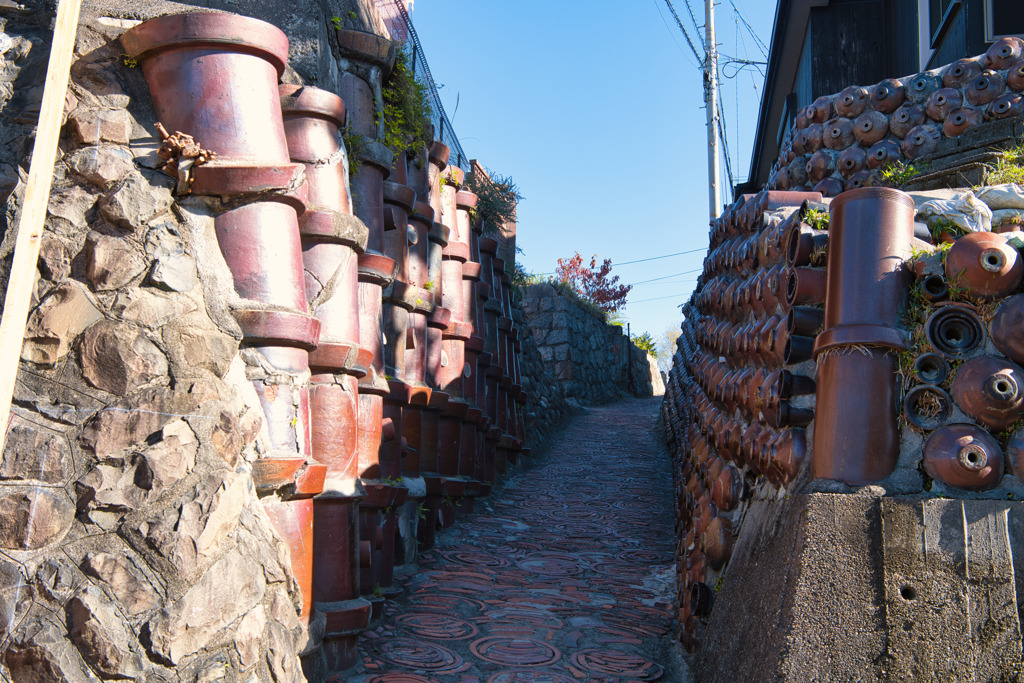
348,397,688,682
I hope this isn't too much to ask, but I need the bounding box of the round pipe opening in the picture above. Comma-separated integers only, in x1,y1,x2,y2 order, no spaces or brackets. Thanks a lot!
926,306,986,357
986,372,1020,404
922,274,949,301
958,444,988,471
981,248,1006,273
903,384,953,430
913,353,950,385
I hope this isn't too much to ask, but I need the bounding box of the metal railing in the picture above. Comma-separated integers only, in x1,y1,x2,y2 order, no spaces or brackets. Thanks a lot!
375,0,470,171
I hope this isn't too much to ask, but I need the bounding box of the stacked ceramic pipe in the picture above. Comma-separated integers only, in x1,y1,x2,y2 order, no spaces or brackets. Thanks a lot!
279,84,372,671
331,28,412,614
408,144,526,544
768,37,1024,197
900,229,1024,489
122,12,329,634
660,190,827,651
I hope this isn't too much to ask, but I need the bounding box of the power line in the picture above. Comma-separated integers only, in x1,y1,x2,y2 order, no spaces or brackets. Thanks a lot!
651,0,700,66
533,247,708,277
683,0,706,50
630,291,696,304
629,268,703,286
728,0,769,57
662,0,703,65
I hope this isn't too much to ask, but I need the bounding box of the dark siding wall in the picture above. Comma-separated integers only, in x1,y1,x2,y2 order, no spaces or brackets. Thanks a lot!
810,0,888,97
793,29,813,109
887,0,922,75
928,0,991,69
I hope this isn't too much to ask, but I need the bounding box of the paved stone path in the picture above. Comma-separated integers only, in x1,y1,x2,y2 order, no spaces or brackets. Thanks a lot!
349,397,682,682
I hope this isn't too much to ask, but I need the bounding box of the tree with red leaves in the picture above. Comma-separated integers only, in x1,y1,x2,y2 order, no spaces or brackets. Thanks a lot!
554,252,632,314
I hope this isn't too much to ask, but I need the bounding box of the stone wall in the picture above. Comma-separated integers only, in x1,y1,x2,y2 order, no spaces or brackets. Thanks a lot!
519,283,660,405
0,7,313,681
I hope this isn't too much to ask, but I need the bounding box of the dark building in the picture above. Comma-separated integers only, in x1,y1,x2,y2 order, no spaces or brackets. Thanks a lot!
740,0,1024,194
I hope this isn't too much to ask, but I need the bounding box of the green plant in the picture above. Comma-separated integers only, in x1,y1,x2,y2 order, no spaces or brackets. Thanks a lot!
633,331,658,357
348,10,357,20
372,584,384,598
417,503,428,521
468,170,523,235
382,475,404,486
121,54,138,68
423,280,434,292
343,132,368,177
330,16,342,29
802,207,829,231
379,47,431,157
879,160,924,187
986,140,1024,185
925,215,968,241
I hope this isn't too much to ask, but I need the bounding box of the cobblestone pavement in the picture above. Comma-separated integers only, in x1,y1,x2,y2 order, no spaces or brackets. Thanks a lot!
349,397,683,682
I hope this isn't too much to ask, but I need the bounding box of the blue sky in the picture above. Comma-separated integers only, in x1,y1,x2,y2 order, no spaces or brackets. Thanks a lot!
408,0,777,344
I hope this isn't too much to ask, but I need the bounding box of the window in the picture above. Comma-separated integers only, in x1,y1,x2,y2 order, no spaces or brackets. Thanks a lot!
986,0,1024,42
929,0,960,48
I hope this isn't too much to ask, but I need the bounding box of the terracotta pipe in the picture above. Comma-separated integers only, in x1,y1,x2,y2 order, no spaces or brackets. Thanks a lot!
921,273,948,302
913,352,950,385
786,266,827,307
124,12,328,624
984,36,1024,69
788,306,824,337
890,102,926,138
813,188,913,484
280,83,371,660
925,304,986,358
902,384,953,430
869,78,905,113
786,223,828,268
923,424,1003,491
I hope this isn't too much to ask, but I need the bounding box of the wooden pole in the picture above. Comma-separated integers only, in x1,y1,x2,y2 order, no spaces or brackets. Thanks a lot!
0,0,84,450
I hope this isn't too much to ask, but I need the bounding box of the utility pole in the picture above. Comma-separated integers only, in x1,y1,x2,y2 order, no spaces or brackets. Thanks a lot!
704,0,721,220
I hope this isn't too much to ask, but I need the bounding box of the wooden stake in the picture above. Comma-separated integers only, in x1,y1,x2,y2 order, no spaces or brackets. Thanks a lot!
0,0,84,449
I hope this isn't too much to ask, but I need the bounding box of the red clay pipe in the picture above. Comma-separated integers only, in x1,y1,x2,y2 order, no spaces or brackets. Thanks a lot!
788,306,824,336
903,384,953,430
813,188,914,484
923,425,1003,491
281,83,371,662
921,274,949,302
786,266,827,307
925,304,986,358
951,355,1024,431
786,223,828,268
913,353,950,385
124,13,331,626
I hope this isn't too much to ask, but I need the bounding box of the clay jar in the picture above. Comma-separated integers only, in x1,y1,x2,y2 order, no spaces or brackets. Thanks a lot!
944,231,1023,298
951,355,1024,431
923,424,1003,491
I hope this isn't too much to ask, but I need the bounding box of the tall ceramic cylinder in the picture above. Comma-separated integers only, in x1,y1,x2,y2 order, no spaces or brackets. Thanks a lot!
813,188,913,483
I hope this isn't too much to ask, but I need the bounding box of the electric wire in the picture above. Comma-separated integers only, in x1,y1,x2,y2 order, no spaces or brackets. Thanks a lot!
683,0,706,50
652,0,701,67
728,0,769,57
662,0,704,65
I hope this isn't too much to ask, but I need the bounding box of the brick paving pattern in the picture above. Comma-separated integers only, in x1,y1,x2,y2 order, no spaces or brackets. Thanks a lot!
350,397,679,682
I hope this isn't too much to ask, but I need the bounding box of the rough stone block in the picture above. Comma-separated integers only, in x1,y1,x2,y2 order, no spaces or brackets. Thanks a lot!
67,585,144,678
1,417,73,484
67,108,133,145
79,320,168,395
84,232,146,291
66,146,134,188
147,548,267,664
22,281,103,365
81,552,159,616
0,486,75,551
100,172,174,231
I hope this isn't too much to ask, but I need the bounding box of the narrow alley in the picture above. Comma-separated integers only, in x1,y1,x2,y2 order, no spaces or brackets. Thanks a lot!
349,397,683,682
